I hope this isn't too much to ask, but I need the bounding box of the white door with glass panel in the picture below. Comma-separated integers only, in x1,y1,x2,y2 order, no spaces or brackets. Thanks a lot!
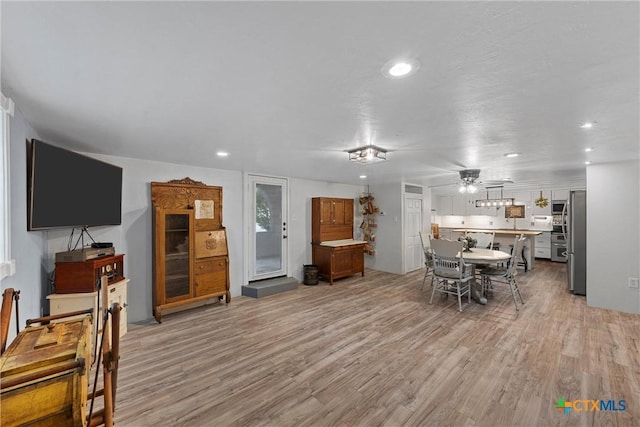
248,175,288,281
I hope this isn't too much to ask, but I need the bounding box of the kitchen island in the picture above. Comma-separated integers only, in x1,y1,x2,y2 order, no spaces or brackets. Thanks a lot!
452,228,543,270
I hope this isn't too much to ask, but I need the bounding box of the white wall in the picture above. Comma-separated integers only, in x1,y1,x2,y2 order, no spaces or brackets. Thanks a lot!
1,108,46,345
586,161,640,314
367,182,403,274
3,111,365,327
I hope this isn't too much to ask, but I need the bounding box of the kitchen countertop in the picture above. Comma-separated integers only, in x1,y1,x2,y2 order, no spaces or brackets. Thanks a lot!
452,228,543,236
319,239,367,247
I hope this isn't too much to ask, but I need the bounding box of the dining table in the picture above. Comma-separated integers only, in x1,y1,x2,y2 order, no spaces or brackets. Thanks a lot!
459,248,512,304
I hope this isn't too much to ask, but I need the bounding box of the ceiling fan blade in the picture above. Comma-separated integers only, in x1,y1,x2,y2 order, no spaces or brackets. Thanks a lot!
481,179,514,186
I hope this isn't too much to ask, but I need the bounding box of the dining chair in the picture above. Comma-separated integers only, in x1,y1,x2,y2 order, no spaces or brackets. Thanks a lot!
419,232,434,290
429,238,473,312
480,234,526,310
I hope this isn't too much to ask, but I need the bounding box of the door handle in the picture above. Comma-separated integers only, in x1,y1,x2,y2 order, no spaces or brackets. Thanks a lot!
283,235,287,239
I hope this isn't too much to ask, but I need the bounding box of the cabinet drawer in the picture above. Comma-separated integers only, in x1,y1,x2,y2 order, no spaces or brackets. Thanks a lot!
534,248,551,259
195,258,227,296
535,235,551,246
195,258,226,274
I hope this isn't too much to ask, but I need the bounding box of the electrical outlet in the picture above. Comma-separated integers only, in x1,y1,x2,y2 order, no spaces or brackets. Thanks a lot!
628,277,639,289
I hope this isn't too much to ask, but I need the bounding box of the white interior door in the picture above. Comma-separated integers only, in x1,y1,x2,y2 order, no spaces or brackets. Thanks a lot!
404,196,423,273
247,175,288,281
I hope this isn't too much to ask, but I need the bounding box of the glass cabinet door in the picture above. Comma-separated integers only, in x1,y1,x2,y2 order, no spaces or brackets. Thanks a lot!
159,209,194,302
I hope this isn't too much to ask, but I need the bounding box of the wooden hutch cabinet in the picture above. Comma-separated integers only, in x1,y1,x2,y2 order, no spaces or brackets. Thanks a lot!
311,197,365,285
151,178,230,323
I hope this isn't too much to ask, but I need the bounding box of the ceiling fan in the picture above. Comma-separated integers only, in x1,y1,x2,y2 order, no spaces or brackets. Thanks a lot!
429,169,514,193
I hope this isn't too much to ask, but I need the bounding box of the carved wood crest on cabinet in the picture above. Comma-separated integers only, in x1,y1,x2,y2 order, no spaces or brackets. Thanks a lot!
151,177,223,231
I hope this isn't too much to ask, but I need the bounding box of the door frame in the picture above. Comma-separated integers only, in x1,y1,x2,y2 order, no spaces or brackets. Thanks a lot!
403,193,424,274
243,173,290,284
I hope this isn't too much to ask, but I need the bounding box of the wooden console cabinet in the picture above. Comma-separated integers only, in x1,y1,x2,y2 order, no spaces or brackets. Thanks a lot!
151,178,230,323
311,197,365,284
55,254,124,293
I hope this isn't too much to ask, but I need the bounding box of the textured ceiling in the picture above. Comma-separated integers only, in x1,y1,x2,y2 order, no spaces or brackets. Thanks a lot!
2,2,638,191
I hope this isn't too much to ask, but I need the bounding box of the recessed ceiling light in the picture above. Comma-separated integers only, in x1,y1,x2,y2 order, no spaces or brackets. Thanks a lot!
585,147,594,152
216,151,229,157
359,175,367,179
504,153,520,158
584,161,592,165
580,122,596,129
382,58,421,79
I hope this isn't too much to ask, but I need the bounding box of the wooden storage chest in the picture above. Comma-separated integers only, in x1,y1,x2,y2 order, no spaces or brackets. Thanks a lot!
0,316,92,426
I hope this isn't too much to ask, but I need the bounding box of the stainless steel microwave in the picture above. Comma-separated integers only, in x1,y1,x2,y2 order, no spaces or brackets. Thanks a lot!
552,200,566,213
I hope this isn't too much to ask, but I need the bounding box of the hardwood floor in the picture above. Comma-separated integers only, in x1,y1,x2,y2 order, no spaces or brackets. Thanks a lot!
115,261,639,426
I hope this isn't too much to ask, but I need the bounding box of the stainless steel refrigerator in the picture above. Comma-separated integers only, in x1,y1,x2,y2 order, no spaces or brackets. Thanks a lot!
563,190,586,295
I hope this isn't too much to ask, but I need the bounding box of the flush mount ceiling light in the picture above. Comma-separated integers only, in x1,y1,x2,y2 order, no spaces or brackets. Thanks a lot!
504,152,520,158
382,58,421,79
348,145,388,164
359,175,367,179
458,169,480,194
585,147,594,152
580,121,597,129
216,151,229,157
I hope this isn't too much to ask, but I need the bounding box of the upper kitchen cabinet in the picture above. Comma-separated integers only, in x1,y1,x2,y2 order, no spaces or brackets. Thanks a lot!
552,189,570,201
464,194,483,215
532,190,552,215
435,194,494,216
502,190,532,218
311,197,354,243
452,195,467,216
435,195,453,216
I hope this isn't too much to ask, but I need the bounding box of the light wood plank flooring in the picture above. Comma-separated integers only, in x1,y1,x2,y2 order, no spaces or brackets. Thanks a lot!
115,261,639,426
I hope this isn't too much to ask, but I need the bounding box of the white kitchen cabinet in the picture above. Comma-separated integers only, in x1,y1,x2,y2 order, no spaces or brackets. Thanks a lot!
552,189,570,201
513,191,533,217
437,195,453,215
532,190,552,216
452,195,467,215
534,231,551,259
465,194,483,215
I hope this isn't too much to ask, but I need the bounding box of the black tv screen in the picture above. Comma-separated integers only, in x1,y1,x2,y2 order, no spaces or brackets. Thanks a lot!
27,139,123,230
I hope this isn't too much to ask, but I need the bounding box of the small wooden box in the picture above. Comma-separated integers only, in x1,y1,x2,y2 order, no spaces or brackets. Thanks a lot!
0,316,91,426
195,229,228,258
55,254,125,293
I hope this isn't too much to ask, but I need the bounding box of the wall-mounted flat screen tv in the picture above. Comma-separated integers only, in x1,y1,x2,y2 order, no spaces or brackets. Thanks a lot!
27,139,123,230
